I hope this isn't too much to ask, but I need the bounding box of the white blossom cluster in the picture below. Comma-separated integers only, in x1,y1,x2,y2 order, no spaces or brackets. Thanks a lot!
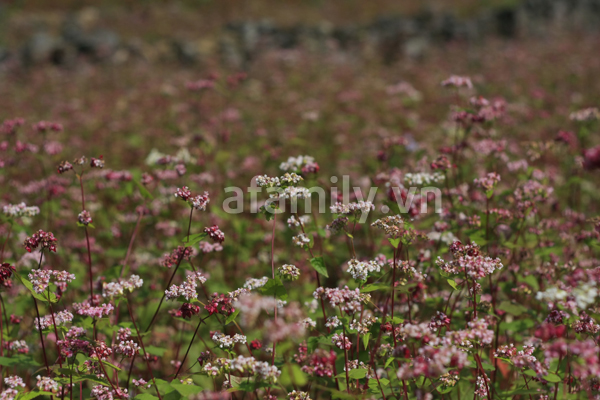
287,215,310,228
279,155,315,172
292,234,311,248
165,272,207,301
102,275,144,298
35,311,73,331
243,276,269,290
256,173,303,188
211,332,246,349
3,202,40,218
330,201,374,215
278,264,300,281
404,172,444,186
346,259,382,282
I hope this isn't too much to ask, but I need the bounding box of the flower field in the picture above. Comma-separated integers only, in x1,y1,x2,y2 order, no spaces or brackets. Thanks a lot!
0,4,600,399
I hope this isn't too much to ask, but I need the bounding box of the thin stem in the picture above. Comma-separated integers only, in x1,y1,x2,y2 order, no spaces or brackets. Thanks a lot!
126,297,163,400
173,317,206,380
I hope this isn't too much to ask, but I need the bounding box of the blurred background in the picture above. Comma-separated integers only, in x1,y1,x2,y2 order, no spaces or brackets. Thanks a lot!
0,0,599,170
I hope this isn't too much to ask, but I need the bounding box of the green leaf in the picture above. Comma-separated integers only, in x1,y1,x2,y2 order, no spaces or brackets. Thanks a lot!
360,283,389,293
16,391,55,400
145,346,166,357
543,372,562,383
384,357,395,368
134,394,160,400
258,278,288,300
309,257,329,278
348,368,367,379
170,383,203,397
362,333,371,350
225,310,240,325
447,279,459,291
182,232,208,246
498,301,528,317
135,180,154,200
388,238,401,248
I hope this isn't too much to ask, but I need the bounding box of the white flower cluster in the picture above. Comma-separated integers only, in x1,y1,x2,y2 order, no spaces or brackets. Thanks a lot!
536,282,598,310
211,332,246,349
279,155,315,172
36,376,60,393
243,276,269,290
404,172,444,186
256,173,303,188
325,316,341,329
350,316,377,334
28,270,76,294
347,259,382,282
102,275,143,298
287,215,310,228
115,340,140,358
165,272,207,301
330,201,374,216
3,202,40,218
35,311,73,331
270,186,311,200
300,318,316,329
278,264,300,281
292,234,311,248
287,391,312,400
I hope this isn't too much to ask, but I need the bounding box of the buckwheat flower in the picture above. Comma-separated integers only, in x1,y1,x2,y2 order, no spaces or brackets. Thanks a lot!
474,172,501,192
1,118,24,135
174,186,192,201
278,264,300,281
33,121,63,133
165,276,199,301
292,233,310,248
161,246,194,268
23,230,58,253
28,269,76,293
287,215,310,228
36,376,60,394
253,361,281,383
569,107,600,121
300,318,316,329
0,263,15,286
268,186,311,200
179,303,201,319
474,374,490,398
132,378,151,389
346,259,382,282
441,75,473,89
404,172,445,186
326,216,348,234
73,156,87,166
199,241,223,253
78,210,93,226
102,275,144,298
115,340,140,358
331,334,352,350
190,192,210,210
287,391,311,400
91,385,128,400
436,242,503,280
1,388,19,400
73,301,114,318
243,277,269,290
279,156,316,173
57,161,73,174
204,225,225,243
8,341,28,354
212,332,235,349
325,316,341,329
4,376,25,389
371,215,403,237
90,156,104,168
330,201,374,216
3,203,40,218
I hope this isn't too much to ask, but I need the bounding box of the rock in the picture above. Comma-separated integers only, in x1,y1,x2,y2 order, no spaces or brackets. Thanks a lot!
21,32,69,65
